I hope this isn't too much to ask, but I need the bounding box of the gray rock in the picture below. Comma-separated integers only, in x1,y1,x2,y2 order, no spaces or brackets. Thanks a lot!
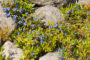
0,5,16,33
39,52,61,60
30,0,77,7
2,41,24,60
30,0,66,7
77,0,90,4
0,4,16,47
33,5,64,25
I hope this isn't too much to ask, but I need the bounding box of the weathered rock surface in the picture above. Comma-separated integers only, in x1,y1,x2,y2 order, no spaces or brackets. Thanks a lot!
77,0,90,4
0,3,16,47
2,41,24,60
33,5,64,25
39,52,61,60
29,0,77,7
0,5,16,33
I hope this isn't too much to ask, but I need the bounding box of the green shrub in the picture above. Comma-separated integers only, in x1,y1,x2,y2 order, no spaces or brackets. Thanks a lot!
1,1,90,60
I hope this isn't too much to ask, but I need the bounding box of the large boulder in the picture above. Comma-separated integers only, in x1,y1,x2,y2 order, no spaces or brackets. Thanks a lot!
2,41,24,60
0,3,16,47
29,0,77,7
77,0,90,4
32,5,64,25
0,4,16,47
39,52,62,60
0,5,16,33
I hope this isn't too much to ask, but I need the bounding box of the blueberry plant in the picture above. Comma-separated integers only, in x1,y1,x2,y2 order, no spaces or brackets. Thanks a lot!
0,0,90,60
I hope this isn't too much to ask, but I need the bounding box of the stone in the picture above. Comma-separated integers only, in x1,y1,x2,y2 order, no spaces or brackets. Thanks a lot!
39,52,62,60
30,0,77,7
0,3,16,47
0,5,16,33
32,5,64,25
2,41,24,60
77,0,90,4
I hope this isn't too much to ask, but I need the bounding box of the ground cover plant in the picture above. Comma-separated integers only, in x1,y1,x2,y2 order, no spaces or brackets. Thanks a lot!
0,0,90,60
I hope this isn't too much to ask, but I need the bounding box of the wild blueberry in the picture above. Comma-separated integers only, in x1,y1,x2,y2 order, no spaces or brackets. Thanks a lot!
28,31,31,33
77,9,80,11
64,32,68,35
86,24,88,28
55,21,58,24
36,33,39,35
40,40,45,44
34,17,39,21
5,12,11,17
23,28,25,31
23,22,27,26
54,24,58,28
40,35,45,40
21,17,25,21
49,40,52,43
32,30,35,32
12,9,17,12
3,8,7,12
72,10,74,13
87,12,90,15
19,21,22,24
36,44,39,46
59,56,62,59
13,15,18,22
33,40,36,42
58,48,62,52
18,32,20,35
48,26,53,29
74,33,77,36
16,2,19,8
19,28,22,31
74,4,78,8
38,24,40,26
20,9,23,14
9,0,11,2
67,11,71,15
62,58,64,60
1,3,3,6
13,0,15,4
40,37,43,40
7,7,10,11
31,25,35,28
42,35,45,38
31,53,34,57
25,18,28,20
16,8,19,10
71,0,74,2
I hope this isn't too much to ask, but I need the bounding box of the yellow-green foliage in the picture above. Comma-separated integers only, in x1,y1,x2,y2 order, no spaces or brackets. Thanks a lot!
1,0,90,60
0,27,9,41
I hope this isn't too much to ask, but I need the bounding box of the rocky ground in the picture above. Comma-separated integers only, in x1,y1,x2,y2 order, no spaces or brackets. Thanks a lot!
0,0,90,60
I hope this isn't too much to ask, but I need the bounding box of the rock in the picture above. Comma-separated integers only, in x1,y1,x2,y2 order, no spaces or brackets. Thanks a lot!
30,0,66,7
0,5,16,33
77,0,90,4
33,5,64,25
0,4,16,47
30,0,77,7
39,52,62,60
2,41,24,60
